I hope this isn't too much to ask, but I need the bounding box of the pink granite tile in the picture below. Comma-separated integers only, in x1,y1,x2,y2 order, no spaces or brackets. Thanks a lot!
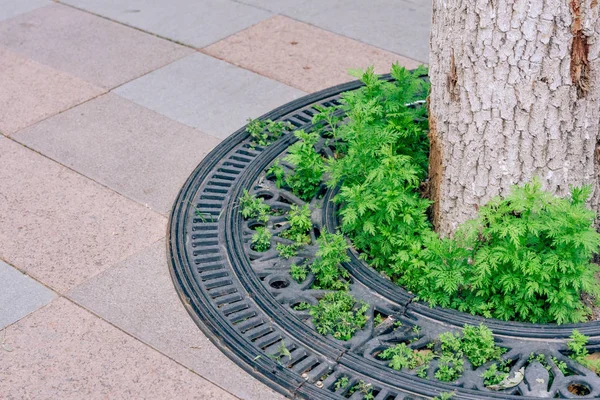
0,46,104,135
0,137,166,293
0,297,236,400
203,15,422,93
0,4,192,89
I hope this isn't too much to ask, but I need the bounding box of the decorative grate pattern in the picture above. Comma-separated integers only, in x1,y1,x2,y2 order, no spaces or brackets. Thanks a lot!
168,77,600,399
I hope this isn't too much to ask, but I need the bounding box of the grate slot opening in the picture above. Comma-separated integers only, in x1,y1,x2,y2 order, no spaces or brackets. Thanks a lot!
192,240,219,247
204,278,233,290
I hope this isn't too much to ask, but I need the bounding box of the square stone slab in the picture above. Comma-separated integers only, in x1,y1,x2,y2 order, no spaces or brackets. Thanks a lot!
0,0,51,22
238,0,432,62
14,93,221,215
204,15,421,93
114,53,305,139
60,0,272,48
0,4,192,89
68,240,285,400
0,46,104,135
0,260,56,329
0,297,236,399
0,137,166,293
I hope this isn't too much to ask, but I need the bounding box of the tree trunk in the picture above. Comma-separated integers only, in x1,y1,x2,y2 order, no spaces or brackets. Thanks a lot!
428,0,600,237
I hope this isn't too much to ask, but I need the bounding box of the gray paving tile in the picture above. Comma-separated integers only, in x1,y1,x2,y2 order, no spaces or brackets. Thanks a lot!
0,4,192,89
239,0,431,62
0,0,50,22
14,93,221,215
0,260,56,329
68,240,285,400
60,0,272,48
114,52,306,139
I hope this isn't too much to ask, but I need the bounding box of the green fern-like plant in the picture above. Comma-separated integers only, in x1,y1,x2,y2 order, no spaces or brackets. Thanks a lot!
310,231,350,290
417,179,600,324
310,291,368,341
285,130,324,201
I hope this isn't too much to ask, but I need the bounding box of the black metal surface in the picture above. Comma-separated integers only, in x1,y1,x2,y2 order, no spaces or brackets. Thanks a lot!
168,77,600,399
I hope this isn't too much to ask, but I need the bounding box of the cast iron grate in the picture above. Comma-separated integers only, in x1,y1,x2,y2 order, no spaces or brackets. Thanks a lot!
168,76,600,399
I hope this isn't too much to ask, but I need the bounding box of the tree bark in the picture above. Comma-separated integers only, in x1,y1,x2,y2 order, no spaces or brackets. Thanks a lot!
428,0,600,237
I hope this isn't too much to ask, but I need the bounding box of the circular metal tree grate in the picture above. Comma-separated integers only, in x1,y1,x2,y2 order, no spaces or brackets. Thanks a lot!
168,77,600,400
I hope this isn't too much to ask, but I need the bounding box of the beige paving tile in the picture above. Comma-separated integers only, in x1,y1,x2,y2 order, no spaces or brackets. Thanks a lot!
0,4,191,89
204,15,421,93
0,137,166,293
0,297,236,400
68,240,286,400
0,46,104,135
14,93,221,215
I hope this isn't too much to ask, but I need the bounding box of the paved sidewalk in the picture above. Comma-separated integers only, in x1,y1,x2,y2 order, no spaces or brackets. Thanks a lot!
0,1,431,398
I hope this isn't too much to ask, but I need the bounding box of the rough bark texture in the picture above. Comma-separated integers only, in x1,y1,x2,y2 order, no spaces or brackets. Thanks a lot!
429,0,600,236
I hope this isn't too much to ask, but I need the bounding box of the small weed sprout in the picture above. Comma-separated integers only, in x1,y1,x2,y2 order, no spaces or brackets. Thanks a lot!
267,159,286,189
247,118,292,147
568,330,600,373
276,243,299,259
252,227,271,252
333,376,349,391
281,204,312,244
285,130,324,201
290,264,308,283
239,190,270,223
482,361,510,387
293,301,311,311
310,231,350,290
310,291,368,341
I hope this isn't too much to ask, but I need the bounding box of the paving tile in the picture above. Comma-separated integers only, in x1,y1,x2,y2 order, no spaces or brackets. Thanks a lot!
0,297,236,400
0,137,166,293
0,46,103,135
68,240,285,400
238,0,431,62
0,0,51,22
204,16,420,93
14,94,221,215
0,4,191,89
114,53,306,140
0,260,56,329
60,0,272,48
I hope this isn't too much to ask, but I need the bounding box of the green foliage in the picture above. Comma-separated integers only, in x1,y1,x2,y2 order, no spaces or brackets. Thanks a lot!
348,381,373,400
376,324,501,382
310,291,368,341
324,64,600,325
251,227,271,252
333,376,349,391
328,65,431,278
239,190,269,223
435,332,465,382
482,361,510,386
567,329,600,373
432,393,455,400
276,243,299,259
247,118,292,146
312,104,343,140
293,301,311,311
417,179,600,324
267,159,285,189
552,356,568,375
434,324,504,382
310,231,350,290
379,343,434,374
568,330,590,363
280,204,312,244
460,324,505,368
284,130,324,201
290,264,308,283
